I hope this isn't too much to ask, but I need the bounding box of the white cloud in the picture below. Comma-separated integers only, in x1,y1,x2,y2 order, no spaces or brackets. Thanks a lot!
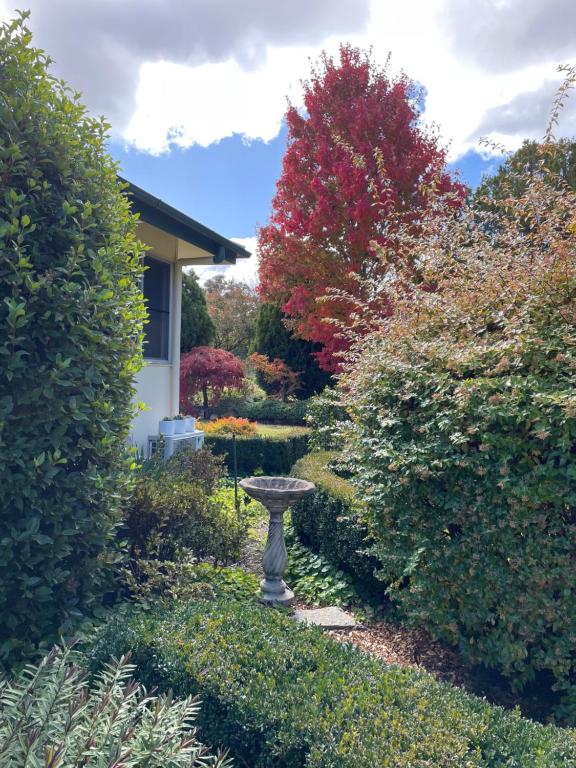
1,0,367,131
1,0,575,159
105,0,576,160
124,53,304,154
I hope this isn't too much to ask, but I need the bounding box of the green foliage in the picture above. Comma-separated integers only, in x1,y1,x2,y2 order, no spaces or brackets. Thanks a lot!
205,430,309,475
290,452,380,599
306,387,351,450
342,137,576,717
475,139,576,204
204,274,259,358
180,270,214,352
0,15,146,664
285,523,356,606
218,397,310,425
252,303,331,398
0,644,230,767
121,560,258,604
183,563,259,601
123,477,247,564
163,445,226,492
87,600,576,768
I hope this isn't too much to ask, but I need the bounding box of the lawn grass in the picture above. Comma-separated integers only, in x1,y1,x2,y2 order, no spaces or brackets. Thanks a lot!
255,423,310,438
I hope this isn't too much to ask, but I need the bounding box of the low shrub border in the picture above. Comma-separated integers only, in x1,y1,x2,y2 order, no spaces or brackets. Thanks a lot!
87,600,576,768
216,398,310,425
205,430,309,475
290,451,381,599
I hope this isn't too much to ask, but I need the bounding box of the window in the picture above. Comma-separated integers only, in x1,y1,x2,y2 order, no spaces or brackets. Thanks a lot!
142,256,170,360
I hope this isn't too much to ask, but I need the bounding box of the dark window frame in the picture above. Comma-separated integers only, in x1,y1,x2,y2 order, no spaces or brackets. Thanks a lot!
142,255,171,362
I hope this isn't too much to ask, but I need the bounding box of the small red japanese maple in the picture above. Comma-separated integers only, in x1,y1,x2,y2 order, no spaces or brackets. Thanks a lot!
258,45,465,372
180,346,244,410
249,352,301,402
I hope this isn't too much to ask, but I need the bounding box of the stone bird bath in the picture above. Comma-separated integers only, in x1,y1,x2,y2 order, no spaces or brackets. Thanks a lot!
239,476,315,605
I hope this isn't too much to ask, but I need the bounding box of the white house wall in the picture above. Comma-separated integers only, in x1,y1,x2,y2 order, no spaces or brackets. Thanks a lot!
128,217,225,455
130,362,173,453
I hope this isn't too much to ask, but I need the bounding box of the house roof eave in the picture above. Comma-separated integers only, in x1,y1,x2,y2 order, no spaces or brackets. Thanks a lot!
121,177,251,264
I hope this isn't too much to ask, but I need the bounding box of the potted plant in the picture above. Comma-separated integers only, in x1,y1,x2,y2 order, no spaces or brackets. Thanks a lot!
183,414,196,432
174,414,186,434
159,416,175,436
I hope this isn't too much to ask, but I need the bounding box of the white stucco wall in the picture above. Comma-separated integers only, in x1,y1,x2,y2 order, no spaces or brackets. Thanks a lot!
129,362,173,453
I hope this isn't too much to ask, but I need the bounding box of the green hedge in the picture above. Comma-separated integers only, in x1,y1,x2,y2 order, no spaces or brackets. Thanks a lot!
205,432,308,475
217,398,309,425
290,452,380,599
87,600,576,768
0,16,145,664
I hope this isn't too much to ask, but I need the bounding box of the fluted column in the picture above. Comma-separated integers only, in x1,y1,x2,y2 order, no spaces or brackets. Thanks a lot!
260,498,294,605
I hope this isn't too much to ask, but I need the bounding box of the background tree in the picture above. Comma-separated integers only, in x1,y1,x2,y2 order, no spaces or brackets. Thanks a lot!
475,138,576,204
249,353,301,402
258,44,463,372
180,346,244,411
0,14,145,665
180,270,214,352
252,303,331,398
204,275,259,358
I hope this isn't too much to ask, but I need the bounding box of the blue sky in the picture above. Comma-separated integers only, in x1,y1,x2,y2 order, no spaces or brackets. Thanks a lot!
109,125,290,241
2,0,574,282
109,128,496,245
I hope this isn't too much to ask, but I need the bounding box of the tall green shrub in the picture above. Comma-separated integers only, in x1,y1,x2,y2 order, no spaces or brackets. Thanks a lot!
290,452,380,598
342,135,576,717
0,15,146,664
180,270,214,352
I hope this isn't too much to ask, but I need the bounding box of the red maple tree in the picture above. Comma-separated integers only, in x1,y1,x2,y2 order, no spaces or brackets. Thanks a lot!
180,346,244,411
249,352,301,402
258,45,464,372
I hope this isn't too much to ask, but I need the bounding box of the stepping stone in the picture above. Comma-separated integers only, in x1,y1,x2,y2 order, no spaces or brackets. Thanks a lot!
293,606,357,630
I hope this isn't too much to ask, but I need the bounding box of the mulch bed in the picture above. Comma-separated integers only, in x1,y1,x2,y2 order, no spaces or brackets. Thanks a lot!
328,621,473,690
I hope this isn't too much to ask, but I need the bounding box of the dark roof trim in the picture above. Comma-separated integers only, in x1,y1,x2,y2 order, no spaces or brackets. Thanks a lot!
120,177,251,263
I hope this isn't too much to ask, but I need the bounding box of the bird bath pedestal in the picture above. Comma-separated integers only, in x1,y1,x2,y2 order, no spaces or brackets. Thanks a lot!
239,476,315,606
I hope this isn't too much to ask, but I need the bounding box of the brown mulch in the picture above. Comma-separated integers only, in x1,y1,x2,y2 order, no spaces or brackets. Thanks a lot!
328,621,473,690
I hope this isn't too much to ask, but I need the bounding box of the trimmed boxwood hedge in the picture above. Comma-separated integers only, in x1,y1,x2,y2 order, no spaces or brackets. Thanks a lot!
205,431,308,475
216,397,310,425
290,452,381,599
87,600,576,768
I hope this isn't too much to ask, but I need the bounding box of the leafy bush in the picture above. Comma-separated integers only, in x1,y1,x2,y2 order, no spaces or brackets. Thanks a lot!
199,416,257,436
290,452,380,599
342,132,576,717
162,445,226,492
205,430,309,475
182,563,259,601
0,16,146,664
285,524,356,606
121,561,258,604
306,387,351,450
87,600,576,768
123,477,246,564
218,398,310,425
0,644,230,767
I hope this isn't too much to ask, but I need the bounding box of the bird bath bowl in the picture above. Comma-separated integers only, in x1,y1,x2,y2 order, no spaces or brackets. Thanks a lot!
240,476,315,606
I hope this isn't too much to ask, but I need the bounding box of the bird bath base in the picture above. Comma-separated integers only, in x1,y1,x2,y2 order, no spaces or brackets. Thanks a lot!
239,476,315,606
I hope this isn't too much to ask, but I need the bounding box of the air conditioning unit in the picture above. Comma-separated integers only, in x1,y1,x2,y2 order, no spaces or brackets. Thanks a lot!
147,430,205,460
